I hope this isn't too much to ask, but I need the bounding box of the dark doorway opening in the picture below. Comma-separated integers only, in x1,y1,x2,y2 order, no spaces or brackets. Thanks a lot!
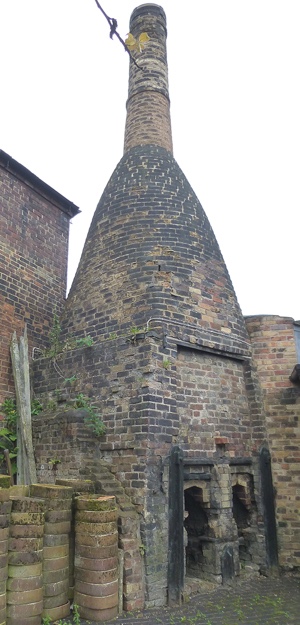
232,484,251,564
184,486,209,578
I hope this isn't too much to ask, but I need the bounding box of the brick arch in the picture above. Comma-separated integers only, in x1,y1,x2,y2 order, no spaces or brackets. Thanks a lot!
183,482,210,506
231,475,252,510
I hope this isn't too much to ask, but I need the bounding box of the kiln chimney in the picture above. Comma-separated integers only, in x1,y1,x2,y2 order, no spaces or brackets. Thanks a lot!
124,4,173,153
63,4,250,358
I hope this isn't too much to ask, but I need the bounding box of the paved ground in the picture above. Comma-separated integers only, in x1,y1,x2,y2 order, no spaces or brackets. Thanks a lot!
62,575,300,625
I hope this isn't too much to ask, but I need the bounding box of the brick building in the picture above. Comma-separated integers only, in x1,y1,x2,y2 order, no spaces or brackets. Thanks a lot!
0,149,79,401
1,3,299,613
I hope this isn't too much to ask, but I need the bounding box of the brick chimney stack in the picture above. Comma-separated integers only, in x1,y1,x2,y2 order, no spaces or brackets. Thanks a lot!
124,4,173,154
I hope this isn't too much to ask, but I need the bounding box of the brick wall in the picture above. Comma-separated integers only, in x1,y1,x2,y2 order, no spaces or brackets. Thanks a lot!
32,331,270,604
176,347,256,457
32,334,177,488
32,335,173,608
245,315,300,570
0,153,78,403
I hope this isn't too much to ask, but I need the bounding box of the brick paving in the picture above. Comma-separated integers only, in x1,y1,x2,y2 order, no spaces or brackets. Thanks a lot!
64,575,300,625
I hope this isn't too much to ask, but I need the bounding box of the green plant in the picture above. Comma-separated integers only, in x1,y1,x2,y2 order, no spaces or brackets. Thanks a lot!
64,375,78,386
47,603,81,625
74,394,106,437
75,336,94,348
196,614,213,625
128,325,147,344
49,457,61,468
74,393,88,409
130,325,146,339
48,312,62,357
31,399,43,415
162,358,171,369
139,543,146,556
0,398,18,475
130,325,140,335
46,312,94,358
0,426,17,474
109,332,117,340
130,325,146,335
73,604,81,625
1,398,17,429
63,335,94,352
46,399,57,411
0,397,47,476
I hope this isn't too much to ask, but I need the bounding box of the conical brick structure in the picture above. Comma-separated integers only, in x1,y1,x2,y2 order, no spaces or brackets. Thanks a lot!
53,4,269,609
64,5,249,358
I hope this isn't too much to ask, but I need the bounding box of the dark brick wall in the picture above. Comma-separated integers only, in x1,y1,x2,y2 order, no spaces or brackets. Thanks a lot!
63,146,250,360
0,164,71,402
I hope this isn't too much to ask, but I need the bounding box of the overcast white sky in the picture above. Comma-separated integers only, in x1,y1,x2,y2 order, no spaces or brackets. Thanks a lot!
1,1,299,320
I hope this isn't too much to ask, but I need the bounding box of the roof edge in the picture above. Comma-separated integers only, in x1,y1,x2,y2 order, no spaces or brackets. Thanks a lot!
0,149,80,218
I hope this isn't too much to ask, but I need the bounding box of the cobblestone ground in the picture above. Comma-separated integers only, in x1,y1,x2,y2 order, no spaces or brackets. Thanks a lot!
60,575,300,625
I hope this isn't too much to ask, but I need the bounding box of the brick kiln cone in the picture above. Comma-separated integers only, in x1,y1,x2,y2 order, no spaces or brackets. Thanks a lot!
64,4,250,357
31,7,294,607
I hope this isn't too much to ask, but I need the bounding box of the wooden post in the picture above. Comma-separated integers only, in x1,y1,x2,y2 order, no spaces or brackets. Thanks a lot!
4,449,14,486
168,445,184,606
259,446,279,569
10,326,37,484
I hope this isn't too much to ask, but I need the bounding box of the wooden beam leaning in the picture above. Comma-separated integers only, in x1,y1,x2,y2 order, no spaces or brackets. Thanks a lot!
10,325,37,484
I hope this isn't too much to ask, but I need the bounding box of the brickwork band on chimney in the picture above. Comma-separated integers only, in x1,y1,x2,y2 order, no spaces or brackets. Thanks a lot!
124,4,173,154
